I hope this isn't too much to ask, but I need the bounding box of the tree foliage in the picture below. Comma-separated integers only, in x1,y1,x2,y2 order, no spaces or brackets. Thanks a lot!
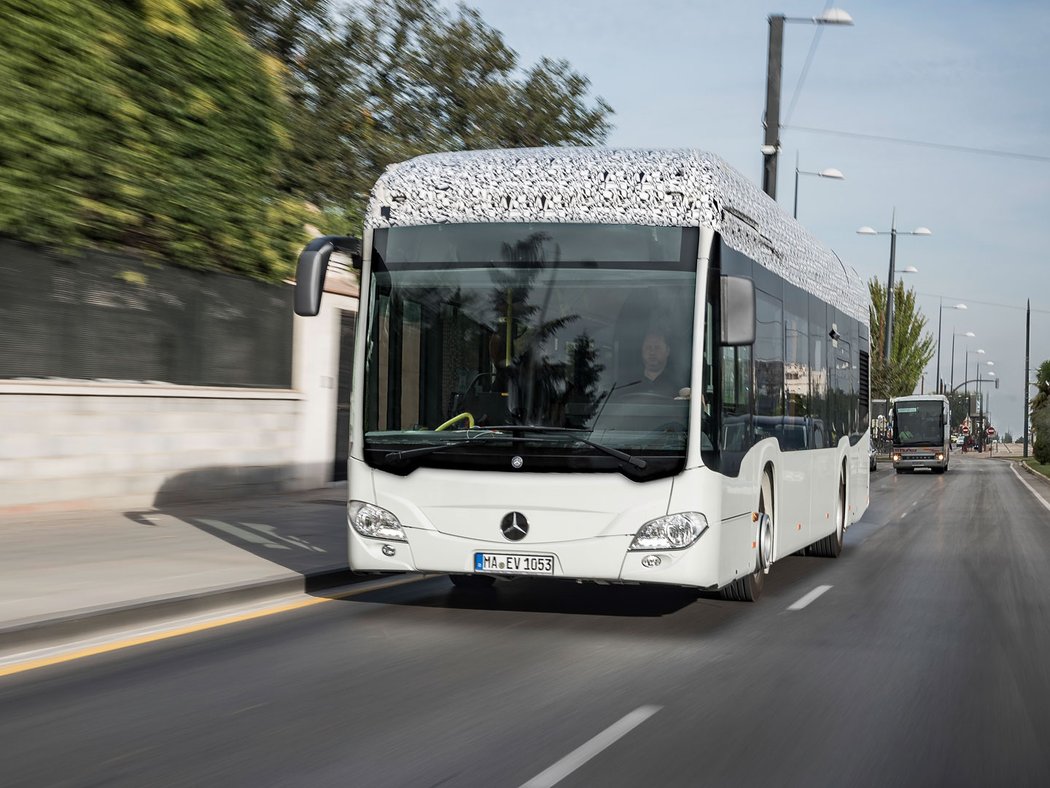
226,0,614,228
1032,359,1050,415
1,0,612,277
1032,359,1050,463
1034,407,1050,464
0,0,308,280
868,278,935,399
947,391,970,429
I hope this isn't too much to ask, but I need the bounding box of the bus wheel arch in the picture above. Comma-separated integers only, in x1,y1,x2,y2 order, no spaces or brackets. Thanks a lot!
759,463,775,573
720,465,774,602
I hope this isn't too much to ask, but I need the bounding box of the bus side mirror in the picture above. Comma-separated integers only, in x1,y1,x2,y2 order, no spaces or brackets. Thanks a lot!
294,236,362,317
720,275,755,346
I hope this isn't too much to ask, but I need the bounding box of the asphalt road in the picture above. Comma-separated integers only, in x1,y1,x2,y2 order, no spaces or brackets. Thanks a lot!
4,456,1050,787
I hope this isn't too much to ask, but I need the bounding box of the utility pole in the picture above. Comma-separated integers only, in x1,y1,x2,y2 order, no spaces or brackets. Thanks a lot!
762,15,785,199
761,10,853,199
884,211,898,362
1024,299,1031,459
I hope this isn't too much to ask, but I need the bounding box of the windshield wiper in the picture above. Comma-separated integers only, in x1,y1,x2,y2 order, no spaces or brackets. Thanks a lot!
383,426,648,470
481,425,647,469
383,430,503,462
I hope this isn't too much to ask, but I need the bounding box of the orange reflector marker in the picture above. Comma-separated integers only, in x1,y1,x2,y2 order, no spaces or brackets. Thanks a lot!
752,512,759,522
751,541,757,549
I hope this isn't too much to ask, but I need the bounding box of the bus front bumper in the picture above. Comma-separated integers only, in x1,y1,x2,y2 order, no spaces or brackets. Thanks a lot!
348,525,723,590
892,449,946,469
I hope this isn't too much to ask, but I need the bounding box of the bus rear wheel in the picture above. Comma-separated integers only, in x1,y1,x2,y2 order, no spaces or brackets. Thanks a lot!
721,472,772,602
812,469,846,558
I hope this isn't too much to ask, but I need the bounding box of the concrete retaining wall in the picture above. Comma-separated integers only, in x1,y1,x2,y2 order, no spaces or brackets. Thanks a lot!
0,384,303,511
1,291,358,512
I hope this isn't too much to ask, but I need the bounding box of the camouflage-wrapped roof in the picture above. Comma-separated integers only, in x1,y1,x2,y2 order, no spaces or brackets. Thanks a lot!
366,148,866,323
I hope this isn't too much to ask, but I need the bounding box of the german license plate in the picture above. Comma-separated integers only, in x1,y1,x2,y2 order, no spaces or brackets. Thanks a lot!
474,553,554,575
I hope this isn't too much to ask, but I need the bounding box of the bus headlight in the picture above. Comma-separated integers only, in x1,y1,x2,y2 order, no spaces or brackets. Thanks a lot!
936,453,944,461
348,501,406,542
629,512,708,551
892,454,901,462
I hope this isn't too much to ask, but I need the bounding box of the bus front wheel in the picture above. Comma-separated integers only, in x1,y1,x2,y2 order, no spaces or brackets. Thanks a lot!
721,472,773,602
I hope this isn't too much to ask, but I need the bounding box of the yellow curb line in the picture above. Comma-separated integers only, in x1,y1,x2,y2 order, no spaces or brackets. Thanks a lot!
0,575,426,679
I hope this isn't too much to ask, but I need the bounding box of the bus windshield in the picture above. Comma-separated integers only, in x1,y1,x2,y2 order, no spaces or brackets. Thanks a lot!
364,223,698,478
893,400,945,447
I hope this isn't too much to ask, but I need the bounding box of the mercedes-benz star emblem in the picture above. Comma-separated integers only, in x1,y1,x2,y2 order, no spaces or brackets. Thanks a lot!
500,511,529,541
511,455,524,469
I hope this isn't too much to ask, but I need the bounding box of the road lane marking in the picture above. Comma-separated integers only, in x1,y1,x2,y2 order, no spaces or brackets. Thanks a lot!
521,706,661,788
787,585,833,610
0,574,429,679
1010,464,1050,514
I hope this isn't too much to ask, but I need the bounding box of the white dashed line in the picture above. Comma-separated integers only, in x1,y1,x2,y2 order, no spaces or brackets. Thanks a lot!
787,585,833,610
521,706,661,788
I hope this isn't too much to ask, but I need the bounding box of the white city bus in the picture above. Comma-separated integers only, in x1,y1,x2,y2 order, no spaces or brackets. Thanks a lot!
890,394,951,473
295,148,870,601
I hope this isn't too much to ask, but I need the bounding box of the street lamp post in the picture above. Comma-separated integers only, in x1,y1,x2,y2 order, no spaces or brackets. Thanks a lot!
762,9,854,198
965,348,986,420
858,214,932,363
965,348,985,396
978,363,995,450
935,300,967,393
979,361,994,414
949,330,975,393
793,153,844,219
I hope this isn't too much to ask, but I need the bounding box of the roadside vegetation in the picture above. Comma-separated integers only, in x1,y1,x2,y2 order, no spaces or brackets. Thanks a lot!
0,0,612,281
868,278,935,399
1032,360,1050,465
1024,460,1050,479
0,0,306,279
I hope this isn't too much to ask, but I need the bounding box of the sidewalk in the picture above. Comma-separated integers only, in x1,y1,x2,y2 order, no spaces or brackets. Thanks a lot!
0,485,359,652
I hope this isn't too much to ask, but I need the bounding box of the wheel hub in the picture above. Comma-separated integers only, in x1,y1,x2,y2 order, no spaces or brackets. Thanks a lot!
758,511,773,571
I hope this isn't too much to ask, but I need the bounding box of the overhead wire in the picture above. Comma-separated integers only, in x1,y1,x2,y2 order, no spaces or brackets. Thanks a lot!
782,124,1050,164
914,292,1050,315
782,0,833,127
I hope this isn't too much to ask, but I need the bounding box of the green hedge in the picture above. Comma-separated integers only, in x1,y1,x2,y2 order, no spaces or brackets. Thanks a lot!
0,0,305,281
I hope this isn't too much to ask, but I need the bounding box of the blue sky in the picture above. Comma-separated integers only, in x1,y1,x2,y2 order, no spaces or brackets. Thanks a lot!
441,0,1050,435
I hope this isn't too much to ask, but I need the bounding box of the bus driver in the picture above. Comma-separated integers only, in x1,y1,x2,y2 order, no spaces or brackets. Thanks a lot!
637,329,685,397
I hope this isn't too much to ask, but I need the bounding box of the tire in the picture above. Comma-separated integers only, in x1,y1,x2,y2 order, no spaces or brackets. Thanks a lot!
721,471,772,602
812,468,846,558
449,574,496,590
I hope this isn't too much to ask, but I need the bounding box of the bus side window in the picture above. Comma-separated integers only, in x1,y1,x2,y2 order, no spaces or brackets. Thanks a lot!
720,345,752,452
